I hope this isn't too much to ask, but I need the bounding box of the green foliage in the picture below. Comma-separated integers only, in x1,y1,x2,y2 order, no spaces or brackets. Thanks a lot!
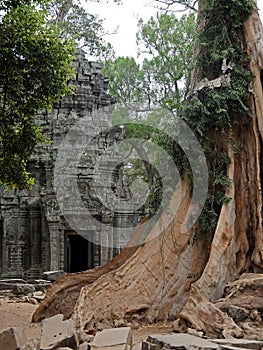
47,0,116,59
0,3,75,189
197,0,254,80
103,57,144,105
103,12,196,110
0,0,47,11
137,12,196,109
103,12,196,217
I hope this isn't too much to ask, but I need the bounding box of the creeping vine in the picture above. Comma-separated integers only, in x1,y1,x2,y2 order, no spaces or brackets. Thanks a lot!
181,0,254,242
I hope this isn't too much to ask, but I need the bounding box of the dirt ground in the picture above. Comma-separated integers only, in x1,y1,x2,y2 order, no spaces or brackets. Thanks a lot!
0,298,173,344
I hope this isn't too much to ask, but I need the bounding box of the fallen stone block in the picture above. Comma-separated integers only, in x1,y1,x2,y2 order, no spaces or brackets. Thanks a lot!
0,327,27,350
40,314,78,350
43,271,65,282
12,283,35,295
210,339,263,350
91,327,132,349
142,333,219,350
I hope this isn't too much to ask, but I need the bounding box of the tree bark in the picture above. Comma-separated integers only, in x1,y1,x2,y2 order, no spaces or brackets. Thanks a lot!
179,5,263,337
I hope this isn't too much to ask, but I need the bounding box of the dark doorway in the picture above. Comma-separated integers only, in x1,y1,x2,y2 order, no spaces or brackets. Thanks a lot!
66,234,95,273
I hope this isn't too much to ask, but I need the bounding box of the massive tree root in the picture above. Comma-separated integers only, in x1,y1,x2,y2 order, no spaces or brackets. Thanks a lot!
32,217,148,322
72,180,209,331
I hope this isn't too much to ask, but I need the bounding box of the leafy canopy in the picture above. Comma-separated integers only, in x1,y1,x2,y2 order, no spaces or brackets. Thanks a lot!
0,2,75,189
46,0,116,60
103,12,196,111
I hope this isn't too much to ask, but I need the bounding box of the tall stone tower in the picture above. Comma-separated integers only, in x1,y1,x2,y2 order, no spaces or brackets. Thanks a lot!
0,50,143,278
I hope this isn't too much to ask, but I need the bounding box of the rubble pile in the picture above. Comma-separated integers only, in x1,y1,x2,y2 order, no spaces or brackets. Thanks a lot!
2,317,263,350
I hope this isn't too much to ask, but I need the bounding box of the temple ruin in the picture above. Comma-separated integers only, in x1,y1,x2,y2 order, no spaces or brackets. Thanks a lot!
0,50,143,279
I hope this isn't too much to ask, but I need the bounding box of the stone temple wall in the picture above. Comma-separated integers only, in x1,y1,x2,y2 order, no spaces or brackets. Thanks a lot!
0,50,143,279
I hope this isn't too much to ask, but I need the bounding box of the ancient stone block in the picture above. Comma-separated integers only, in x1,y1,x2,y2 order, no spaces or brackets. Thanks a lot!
40,314,78,350
91,327,132,349
143,334,219,350
0,327,27,350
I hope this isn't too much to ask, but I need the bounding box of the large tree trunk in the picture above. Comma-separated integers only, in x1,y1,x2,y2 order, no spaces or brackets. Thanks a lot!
34,2,263,337
179,6,263,337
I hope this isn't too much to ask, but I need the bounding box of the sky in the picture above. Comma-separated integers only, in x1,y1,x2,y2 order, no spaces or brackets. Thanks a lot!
86,0,168,58
86,0,263,59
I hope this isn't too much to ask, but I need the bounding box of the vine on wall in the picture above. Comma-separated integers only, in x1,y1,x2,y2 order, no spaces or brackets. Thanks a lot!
181,0,254,242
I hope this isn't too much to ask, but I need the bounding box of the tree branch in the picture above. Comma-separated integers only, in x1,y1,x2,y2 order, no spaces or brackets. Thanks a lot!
153,0,198,12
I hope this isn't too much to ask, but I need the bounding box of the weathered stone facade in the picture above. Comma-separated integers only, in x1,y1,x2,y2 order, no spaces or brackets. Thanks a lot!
0,50,142,278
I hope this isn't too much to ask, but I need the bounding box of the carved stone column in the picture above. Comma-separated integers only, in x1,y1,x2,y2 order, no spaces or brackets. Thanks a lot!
29,207,42,275
48,221,61,271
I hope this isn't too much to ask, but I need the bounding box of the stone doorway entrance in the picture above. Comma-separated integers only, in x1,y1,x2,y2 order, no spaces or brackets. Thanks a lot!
65,233,95,273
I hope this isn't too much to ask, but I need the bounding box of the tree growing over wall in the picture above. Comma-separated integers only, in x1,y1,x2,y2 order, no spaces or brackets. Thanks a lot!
33,0,263,338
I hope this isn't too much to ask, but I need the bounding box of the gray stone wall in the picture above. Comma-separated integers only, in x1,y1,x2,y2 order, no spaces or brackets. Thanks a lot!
0,50,143,278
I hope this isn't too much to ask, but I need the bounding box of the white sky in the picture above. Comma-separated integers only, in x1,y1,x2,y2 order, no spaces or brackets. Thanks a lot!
86,0,263,59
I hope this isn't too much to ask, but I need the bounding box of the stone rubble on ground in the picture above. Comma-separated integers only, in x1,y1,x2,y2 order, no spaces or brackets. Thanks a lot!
20,338,40,350
141,334,263,350
0,327,27,350
12,284,36,295
142,333,220,350
91,327,132,350
40,314,79,350
0,278,49,305
1,319,263,350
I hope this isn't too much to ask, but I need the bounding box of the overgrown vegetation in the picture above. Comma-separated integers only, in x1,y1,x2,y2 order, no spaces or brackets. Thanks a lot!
0,1,75,188
181,0,255,242
0,0,120,189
